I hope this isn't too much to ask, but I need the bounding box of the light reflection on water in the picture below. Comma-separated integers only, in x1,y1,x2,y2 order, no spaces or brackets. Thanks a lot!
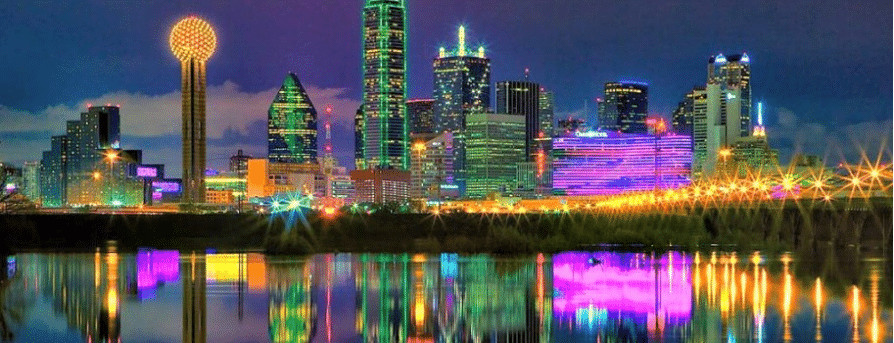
0,248,890,342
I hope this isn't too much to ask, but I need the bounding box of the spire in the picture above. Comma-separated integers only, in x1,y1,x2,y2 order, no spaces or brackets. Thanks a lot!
524,68,530,81
477,46,485,58
757,101,763,126
457,25,466,56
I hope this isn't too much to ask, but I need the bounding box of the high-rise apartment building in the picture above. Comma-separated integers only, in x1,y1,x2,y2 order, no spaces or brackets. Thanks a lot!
465,113,526,198
267,72,318,164
496,80,540,160
598,81,648,133
362,0,408,169
39,106,145,206
433,26,491,133
407,99,435,135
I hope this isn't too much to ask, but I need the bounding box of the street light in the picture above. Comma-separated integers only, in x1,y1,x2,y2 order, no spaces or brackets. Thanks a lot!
104,150,119,205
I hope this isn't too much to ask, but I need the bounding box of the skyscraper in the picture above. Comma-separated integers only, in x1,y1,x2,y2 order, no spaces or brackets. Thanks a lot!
39,106,147,207
354,105,365,169
700,52,753,176
267,72,318,164
170,16,217,203
496,80,540,160
599,81,648,133
22,161,40,201
708,53,752,140
672,86,708,177
465,113,526,198
432,26,491,133
407,99,435,135
40,135,68,207
538,88,555,137
362,0,408,169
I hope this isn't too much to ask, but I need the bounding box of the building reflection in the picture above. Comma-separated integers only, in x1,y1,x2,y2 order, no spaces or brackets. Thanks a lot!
1,249,890,342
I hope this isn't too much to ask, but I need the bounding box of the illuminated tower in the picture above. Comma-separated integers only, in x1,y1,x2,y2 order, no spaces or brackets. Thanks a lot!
267,72,318,164
432,25,490,133
170,16,216,203
362,0,408,169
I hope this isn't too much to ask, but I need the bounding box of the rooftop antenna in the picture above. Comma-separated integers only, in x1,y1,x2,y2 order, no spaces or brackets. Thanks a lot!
524,67,530,81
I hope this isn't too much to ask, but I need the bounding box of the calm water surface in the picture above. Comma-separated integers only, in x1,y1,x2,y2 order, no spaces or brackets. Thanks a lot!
0,247,890,342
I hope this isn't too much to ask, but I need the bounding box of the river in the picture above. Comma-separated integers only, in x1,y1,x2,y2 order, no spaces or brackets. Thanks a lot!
0,246,890,342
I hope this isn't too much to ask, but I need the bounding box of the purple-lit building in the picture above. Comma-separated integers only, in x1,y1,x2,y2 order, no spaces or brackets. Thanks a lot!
552,131,691,195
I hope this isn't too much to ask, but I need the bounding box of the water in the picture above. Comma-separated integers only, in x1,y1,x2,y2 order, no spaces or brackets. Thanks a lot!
0,248,890,342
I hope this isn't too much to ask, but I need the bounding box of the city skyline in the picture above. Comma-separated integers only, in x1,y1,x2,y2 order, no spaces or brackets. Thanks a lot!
0,1,890,177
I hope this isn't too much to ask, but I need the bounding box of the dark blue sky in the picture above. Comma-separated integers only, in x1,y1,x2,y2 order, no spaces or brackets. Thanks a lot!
0,0,890,175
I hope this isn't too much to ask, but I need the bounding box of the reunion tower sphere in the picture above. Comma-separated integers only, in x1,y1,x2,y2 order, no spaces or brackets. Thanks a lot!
169,16,216,62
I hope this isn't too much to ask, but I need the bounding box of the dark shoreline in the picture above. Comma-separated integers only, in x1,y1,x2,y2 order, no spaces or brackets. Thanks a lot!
1,199,890,255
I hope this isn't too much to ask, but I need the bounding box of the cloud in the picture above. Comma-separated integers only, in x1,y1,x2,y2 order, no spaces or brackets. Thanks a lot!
0,81,361,177
768,107,891,165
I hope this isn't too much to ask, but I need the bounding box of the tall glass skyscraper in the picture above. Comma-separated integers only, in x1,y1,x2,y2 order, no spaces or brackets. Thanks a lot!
267,72,318,164
598,81,649,133
362,0,408,169
496,80,540,160
433,26,490,133
465,113,526,198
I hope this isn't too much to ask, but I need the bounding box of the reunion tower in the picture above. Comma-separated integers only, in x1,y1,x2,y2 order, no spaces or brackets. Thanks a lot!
170,16,216,203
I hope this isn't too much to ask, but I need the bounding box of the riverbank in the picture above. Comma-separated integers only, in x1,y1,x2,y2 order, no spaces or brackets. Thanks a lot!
1,199,890,254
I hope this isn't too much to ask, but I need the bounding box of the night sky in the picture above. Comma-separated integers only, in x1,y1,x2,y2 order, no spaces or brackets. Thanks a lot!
0,1,890,177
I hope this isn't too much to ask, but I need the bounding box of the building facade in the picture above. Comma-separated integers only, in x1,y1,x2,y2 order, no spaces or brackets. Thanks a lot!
362,0,408,169
598,81,648,133
465,113,526,198
22,161,40,202
246,159,318,199
229,149,251,177
496,80,540,160
407,99,435,135
700,53,753,177
350,168,410,204
354,105,365,169
268,72,318,164
39,106,146,207
409,132,456,202
538,88,555,137
552,131,692,196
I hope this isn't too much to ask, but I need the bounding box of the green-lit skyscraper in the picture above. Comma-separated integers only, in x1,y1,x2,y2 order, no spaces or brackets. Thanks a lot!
267,72,318,163
362,0,408,169
465,113,526,198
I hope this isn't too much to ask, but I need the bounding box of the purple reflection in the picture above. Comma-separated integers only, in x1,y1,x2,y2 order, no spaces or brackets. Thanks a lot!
553,252,692,321
136,249,179,299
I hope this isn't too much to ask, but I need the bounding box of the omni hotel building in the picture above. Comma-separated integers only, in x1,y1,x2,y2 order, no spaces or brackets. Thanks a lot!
552,131,692,196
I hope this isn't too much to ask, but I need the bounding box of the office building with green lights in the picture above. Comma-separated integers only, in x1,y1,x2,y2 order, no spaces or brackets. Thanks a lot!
268,72,318,164
361,0,408,169
465,113,526,198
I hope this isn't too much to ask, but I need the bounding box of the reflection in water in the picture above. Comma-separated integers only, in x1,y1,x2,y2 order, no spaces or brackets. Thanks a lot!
0,250,890,342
